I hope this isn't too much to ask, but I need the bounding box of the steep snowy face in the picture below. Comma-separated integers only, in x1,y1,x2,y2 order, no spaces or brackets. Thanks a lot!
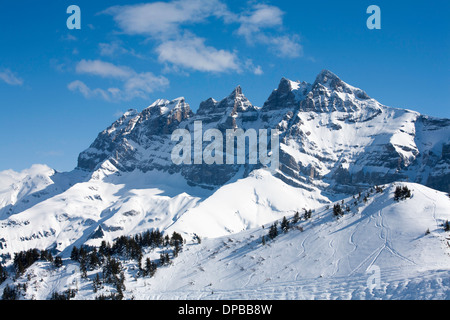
0,165,55,217
75,70,450,195
0,165,87,219
197,86,259,130
273,71,449,195
77,98,194,172
300,70,379,117
77,87,263,187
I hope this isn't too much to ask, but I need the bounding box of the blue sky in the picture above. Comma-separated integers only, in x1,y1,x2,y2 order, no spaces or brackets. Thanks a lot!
0,0,449,172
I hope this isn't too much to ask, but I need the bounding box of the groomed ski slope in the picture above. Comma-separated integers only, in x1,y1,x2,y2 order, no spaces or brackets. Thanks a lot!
5,182,449,300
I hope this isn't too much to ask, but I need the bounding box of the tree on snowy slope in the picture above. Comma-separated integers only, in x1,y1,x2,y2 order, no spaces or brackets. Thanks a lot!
394,185,412,201
281,216,290,233
0,264,7,284
268,222,278,240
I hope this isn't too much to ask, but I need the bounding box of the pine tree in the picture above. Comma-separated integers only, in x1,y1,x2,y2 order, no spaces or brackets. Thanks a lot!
281,216,290,233
303,209,312,220
394,186,402,201
394,185,412,201
444,220,450,232
402,186,411,199
144,258,157,277
173,241,181,257
89,250,101,270
160,253,166,266
93,273,102,293
54,256,63,268
0,264,7,284
333,204,343,217
268,222,278,240
293,211,300,224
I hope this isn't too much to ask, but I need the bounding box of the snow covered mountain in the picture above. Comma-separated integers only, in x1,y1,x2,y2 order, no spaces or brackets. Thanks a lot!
2,183,450,300
0,70,449,299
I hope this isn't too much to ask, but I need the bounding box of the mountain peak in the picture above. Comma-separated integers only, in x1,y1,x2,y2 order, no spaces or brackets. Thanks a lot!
314,69,341,86
228,85,243,98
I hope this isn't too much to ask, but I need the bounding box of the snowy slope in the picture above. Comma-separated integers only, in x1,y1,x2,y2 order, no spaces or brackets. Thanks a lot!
0,167,328,261
3,183,449,300
0,165,55,217
138,183,450,300
0,165,87,219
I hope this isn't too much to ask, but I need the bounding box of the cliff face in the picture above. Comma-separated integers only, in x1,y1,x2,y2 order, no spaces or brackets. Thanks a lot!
77,70,450,194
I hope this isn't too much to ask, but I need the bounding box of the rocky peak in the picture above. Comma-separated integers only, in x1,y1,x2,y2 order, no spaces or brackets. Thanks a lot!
197,98,218,115
196,86,255,118
312,70,370,100
299,70,376,113
262,77,310,112
313,69,341,86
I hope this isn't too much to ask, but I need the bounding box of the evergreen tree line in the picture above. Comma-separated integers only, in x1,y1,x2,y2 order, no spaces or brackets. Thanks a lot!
68,229,184,299
70,229,184,269
1,284,18,300
13,248,61,276
263,210,312,244
50,288,78,300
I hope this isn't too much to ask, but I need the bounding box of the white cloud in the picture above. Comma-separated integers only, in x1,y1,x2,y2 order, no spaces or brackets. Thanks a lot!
156,36,240,73
0,69,23,86
244,59,264,75
99,41,143,59
68,80,111,101
236,4,303,58
104,0,226,39
124,72,170,99
259,34,303,58
103,0,302,76
69,60,169,101
76,59,134,79
236,4,284,41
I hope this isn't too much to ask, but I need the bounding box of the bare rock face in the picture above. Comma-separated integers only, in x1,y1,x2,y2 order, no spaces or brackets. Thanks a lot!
77,70,450,194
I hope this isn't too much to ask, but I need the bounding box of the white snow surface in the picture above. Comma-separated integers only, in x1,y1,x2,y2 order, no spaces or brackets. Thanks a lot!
0,166,328,260
1,182,450,300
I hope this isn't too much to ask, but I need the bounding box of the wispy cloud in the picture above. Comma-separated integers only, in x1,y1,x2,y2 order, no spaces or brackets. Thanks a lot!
156,35,240,73
0,69,24,86
236,4,284,40
69,60,169,101
103,0,226,39
76,59,134,79
103,0,296,75
98,41,143,59
236,4,303,58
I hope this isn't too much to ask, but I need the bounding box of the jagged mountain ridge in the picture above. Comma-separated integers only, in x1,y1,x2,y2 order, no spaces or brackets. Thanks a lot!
78,70,450,194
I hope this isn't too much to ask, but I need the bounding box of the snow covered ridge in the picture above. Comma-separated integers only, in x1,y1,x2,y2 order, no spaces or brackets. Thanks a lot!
1,183,449,300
